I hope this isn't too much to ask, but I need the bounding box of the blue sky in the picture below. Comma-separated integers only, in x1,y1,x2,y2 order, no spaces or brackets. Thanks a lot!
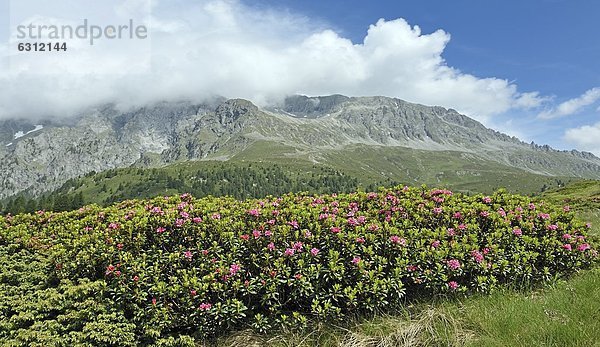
1,0,599,155
247,0,600,151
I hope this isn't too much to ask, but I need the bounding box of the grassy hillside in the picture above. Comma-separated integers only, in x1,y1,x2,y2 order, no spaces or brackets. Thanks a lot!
1,142,580,214
230,141,578,194
542,180,600,234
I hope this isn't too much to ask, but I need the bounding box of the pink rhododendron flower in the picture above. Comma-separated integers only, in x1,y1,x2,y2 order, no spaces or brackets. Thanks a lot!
267,243,276,251
513,228,522,236
108,223,120,230
471,250,484,263
310,248,320,256
562,233,571,240
252,230,262,239
368,224,379,231
433,207,443,215
431,240,441,248
180,211,189,219
356,237,366,244
192,217,203,223
190,289,196,296
116,243,124,250
453,212,462,219
151,207,164,215
458,224,467,230
331,226,341,234
446,259,461,270
133,275,139,282
447,228,456,236
407,265,418,272
152,298,157,305
483,248,490,255
586,223,592,229
529,203,536,210
156,227,166,233
432,196,444,203
288,220,299,229
482,196,492,203
479,211,489,218
563,244,572,251
294,273,302,280
293,242,304,251
284,248,295,256
183,251,193,260
304,230,312,238
264,230,272,237
578,243,591,252
351,256,361,265
229,264,241,275
448,281,459,290
247,209,260,217
347,218,359,226
537,213,549,220
390,236,407,246
240,234,250,241
211,213,221,220
202,249,209,255
198,303,212,310
175,219,185,227
547,224,558,231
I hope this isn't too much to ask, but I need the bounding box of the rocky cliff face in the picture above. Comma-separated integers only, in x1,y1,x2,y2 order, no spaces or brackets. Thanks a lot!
1,95,599,199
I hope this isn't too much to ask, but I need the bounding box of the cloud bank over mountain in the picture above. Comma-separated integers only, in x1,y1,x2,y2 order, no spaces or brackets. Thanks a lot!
0,0,545,123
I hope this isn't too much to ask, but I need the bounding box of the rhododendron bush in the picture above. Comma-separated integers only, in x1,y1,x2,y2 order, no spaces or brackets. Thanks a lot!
0,186,597,344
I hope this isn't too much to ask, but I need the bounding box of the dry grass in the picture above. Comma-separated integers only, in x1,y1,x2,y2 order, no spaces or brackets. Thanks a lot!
214,307,475,347
339,308,474,347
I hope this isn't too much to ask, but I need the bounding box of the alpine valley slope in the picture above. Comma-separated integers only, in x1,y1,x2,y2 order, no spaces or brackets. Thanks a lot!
1,95,599,199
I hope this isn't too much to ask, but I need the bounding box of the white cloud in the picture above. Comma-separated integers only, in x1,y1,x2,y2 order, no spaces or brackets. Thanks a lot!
563,122,600,156
0,0,546,123
538,87,600,119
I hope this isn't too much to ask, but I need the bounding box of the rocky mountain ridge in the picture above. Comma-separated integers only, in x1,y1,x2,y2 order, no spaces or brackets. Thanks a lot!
1,95,599,199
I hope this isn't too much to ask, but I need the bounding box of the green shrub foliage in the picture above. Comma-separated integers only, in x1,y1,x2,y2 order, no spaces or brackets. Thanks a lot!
0,186,597,345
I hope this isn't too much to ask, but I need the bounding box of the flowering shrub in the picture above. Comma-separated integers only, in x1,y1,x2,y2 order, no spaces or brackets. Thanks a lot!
0,186,597,344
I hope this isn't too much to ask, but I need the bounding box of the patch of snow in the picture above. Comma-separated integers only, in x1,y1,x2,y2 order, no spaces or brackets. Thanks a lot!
26,124,44,135
5,142,12,147
12,125,43,140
